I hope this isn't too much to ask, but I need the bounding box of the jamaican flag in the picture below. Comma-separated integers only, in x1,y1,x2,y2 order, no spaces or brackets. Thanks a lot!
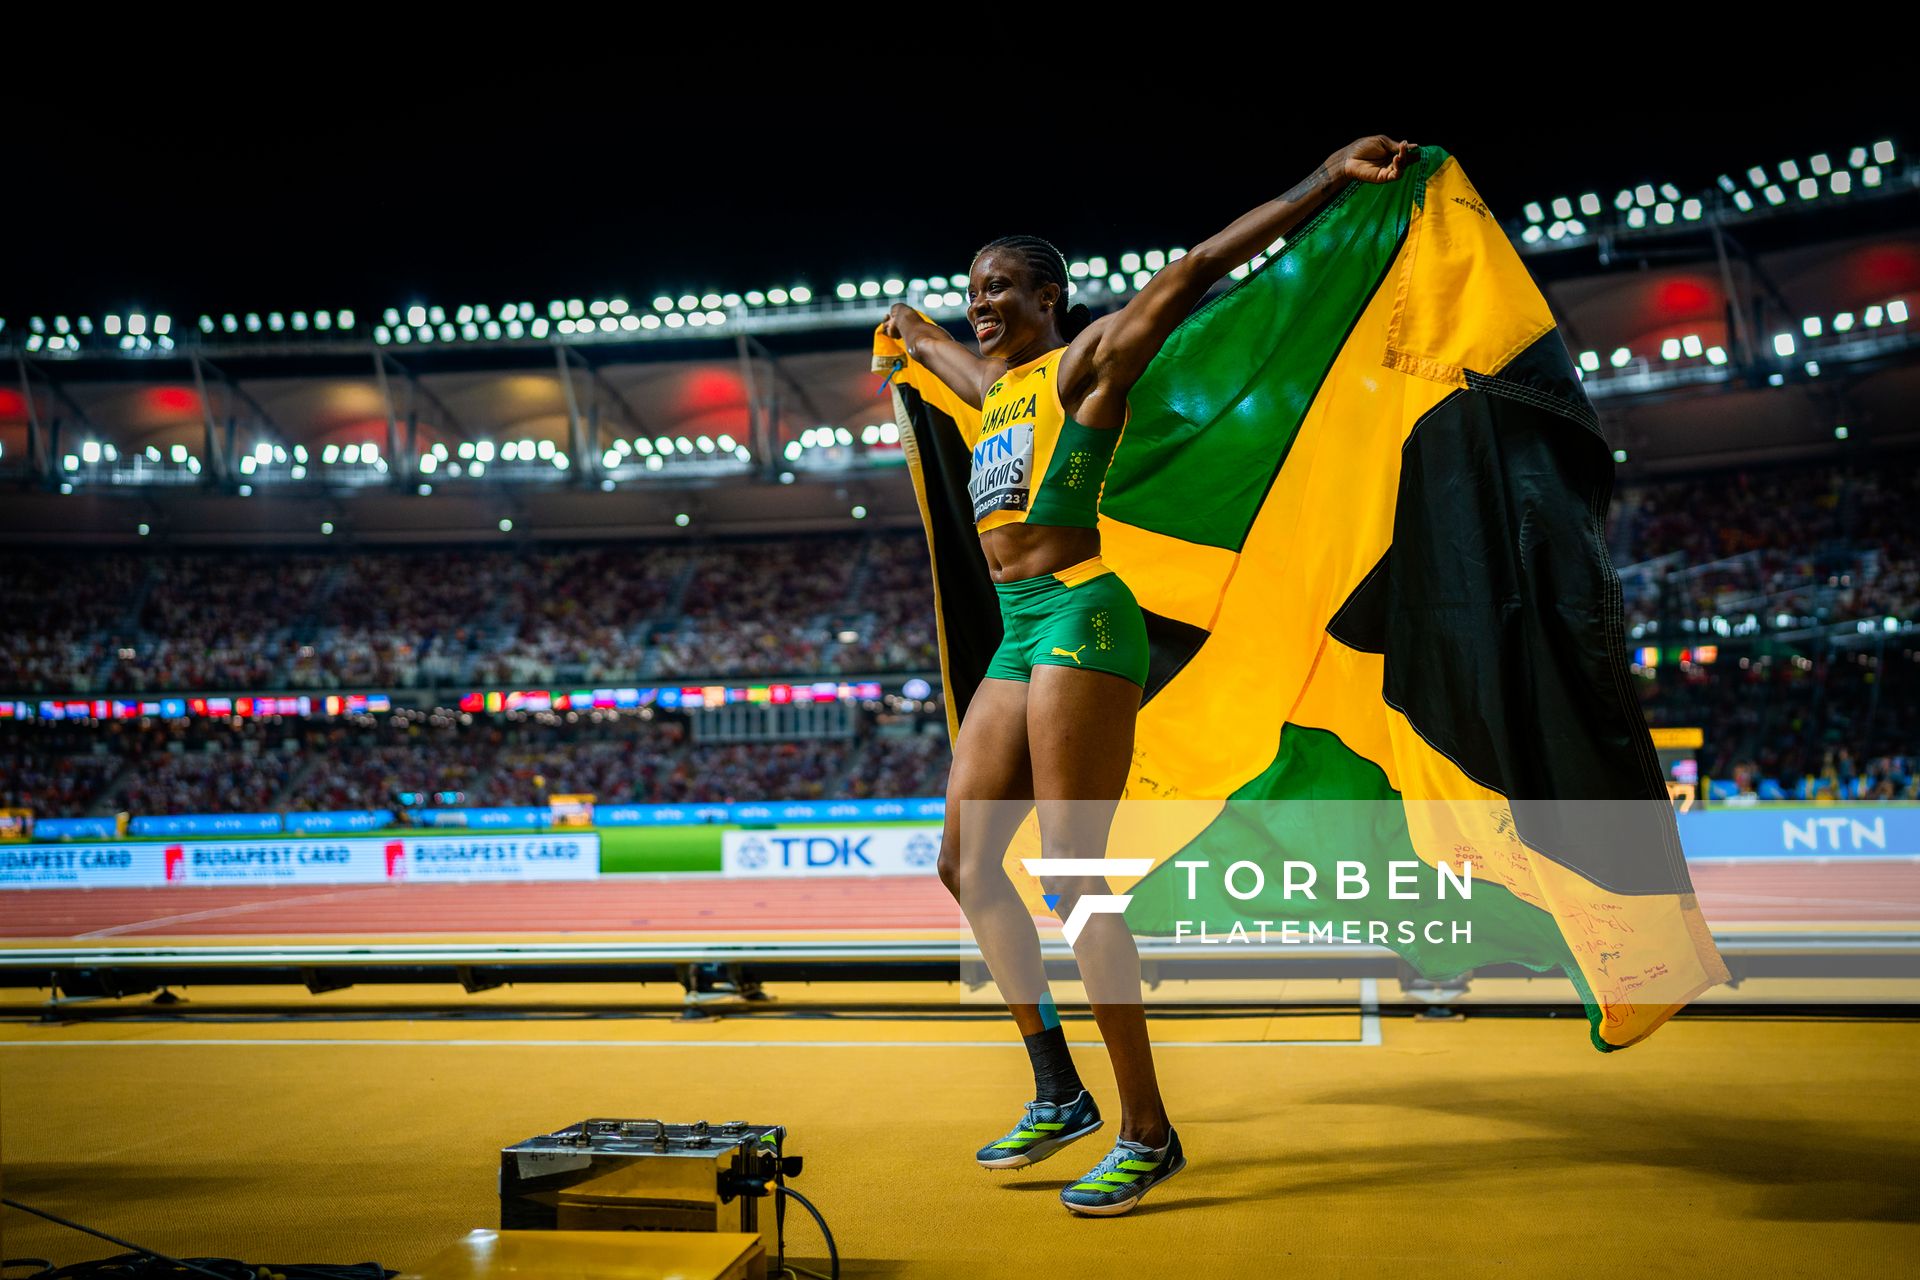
873,147,1728,1051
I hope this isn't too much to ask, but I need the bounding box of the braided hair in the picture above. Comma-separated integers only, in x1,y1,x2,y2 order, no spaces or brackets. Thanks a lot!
971,234,1093,342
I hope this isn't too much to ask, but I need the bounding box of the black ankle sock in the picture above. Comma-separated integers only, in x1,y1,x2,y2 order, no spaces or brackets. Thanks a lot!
1022,1024,1084,1103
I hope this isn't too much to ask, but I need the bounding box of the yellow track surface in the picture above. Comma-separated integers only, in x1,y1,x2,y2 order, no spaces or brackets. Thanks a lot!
3,982,1916,1277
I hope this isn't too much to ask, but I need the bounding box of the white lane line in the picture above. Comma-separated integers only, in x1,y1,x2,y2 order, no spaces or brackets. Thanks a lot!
1359,976,1382,1046
0,1035,1373,1050
73,889,395,940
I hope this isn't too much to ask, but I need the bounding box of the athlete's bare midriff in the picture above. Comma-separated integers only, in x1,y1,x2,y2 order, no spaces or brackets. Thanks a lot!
980,522,1101,584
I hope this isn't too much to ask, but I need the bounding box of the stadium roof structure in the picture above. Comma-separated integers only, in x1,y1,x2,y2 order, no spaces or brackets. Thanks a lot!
3,141,1916,545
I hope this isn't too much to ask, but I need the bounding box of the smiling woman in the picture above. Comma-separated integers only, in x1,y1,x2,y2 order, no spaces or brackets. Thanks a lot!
878,135,1420,1217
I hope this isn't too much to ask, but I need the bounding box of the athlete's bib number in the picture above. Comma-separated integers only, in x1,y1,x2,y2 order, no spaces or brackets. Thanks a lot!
969,424,1034,523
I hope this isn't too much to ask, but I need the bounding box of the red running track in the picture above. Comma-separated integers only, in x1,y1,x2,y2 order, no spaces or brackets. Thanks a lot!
1,862,1915,942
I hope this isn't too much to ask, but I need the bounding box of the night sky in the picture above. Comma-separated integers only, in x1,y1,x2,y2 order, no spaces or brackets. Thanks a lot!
9,97,1906,318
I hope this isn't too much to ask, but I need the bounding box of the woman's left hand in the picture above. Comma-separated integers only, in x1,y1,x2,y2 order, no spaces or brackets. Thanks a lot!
1331,136,1419,184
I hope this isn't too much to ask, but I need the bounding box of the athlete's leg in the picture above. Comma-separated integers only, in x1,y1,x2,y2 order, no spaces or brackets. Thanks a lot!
1027,663,1170,1147
937,677,1047,1036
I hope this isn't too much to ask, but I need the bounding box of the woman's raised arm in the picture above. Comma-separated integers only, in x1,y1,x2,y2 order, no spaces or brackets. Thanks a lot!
1059,136,1418,423
884,304,1001,410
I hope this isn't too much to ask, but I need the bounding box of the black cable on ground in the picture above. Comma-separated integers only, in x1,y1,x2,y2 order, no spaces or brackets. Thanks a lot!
774,1185,839,1280
1,1198,391,1279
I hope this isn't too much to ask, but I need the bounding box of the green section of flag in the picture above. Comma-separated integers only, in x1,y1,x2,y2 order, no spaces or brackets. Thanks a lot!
1125,724,1599,1036
1099,148,1447,551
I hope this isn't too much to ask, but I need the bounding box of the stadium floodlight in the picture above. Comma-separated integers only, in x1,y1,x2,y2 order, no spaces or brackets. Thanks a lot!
292,312,309,331
1631,184,1653,208
734,446,750,461
835,427,853,446
154,315,171,336
1763,185,1785,206
1747,165,1768,188
145,445,160,462
188,456,201,474
646,454,664,471
474,441,494,463
196,315,213,334
602,449,621,469
1610,347,1631,368
717,434,735,451
1681,199,1702,220
1768,373,1784,386
171,444,188,463
1732,191,1754,212
791,286,812,303
1802,317,1823,338
675,513,690,527
1578,193,1600,216
697,436,715,453
536,438,557,460
407,306,427,328
315,311,332,331
1835,425,1850,440
634,438,653,455
253,442,272,464
1660,338,1681,360
486,320,504,339
664,314,686,329
785,441,803,461
653,296,674,313
1521,225,1543,244
745,290,766,306
1797,178,1819,201
344,444,361,464
858,281,880,299
375,327,391,345
588,300,606,318
291,464,307,479
1550,197,1572,220
1773,333,1795,357
1810,153,1832,176
420,453,438,474
1612,449,1627,464
835,283,857,300
1830,171,1853,195
1873,140,1894,164
238,485,253,497
675,436,693,454
499,518,513,532
1120,251,1143,273
437,323,455,342
1805,361,1821,377
1891,300,1910,324
81,441,102,464
418,483,432,496
104,315,122,335
1849,146,1869,169
1779,159,1801,182
852,505,867,519
463,323,481,340
1864,304,1885,328
138,523,150,536
687,314,707,328
880,422,900,444
530,318,551,339
767,288,789,305
1625,208,1646,229
697,293,719,309
129,314,148,336
63,454,79,471
1654,203,1674,225
1716,174,1737,194
469,461,485,477
1682,334,1703,357
426,306,445,325
703,310,724,325
1145,249,1167,270
506,320,524,338
458,441,476,460
1706,346,1728,365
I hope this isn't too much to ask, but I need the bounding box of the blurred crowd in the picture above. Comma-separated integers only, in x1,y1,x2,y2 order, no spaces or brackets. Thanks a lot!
0,708,952,818
0,533,937,693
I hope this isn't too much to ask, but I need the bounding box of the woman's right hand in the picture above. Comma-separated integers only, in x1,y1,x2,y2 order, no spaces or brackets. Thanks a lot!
882,303,914,339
